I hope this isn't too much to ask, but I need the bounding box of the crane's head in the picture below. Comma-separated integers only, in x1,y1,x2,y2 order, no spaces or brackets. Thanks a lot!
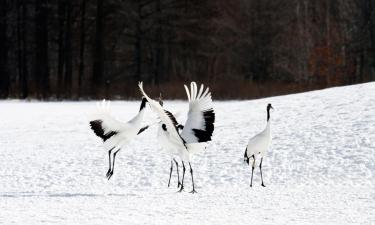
244,148,250,165
158,93,164,106
267,103,273,121
267,103,273,111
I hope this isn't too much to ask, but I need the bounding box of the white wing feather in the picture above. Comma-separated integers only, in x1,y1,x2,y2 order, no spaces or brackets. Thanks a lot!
181,82,215,143
89,100,130,134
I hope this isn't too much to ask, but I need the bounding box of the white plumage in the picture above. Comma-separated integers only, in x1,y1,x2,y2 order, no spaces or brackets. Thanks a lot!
155,96,183,188
138,81,215,193
157,123,179,156
89,98,149,180
180,83,213,143
157,120,183,188
244,103,273,187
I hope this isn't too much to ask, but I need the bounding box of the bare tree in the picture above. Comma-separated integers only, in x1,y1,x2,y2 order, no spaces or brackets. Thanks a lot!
0,0,10,98
92,0,104,96
34,0,50,99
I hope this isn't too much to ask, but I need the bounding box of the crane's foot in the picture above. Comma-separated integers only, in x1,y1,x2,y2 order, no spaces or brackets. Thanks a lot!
261,183,266,187
177,181,182,188
107,171,114,180
177,185,184,193
250,184,253,188
106,169,111,178
189,189,197,194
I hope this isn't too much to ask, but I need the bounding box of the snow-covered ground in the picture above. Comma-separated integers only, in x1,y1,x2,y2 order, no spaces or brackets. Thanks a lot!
0,83,374,224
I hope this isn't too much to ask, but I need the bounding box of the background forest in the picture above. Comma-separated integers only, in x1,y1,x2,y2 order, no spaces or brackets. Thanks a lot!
0,0,375,99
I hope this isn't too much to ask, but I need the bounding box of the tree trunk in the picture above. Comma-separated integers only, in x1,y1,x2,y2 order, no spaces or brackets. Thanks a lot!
35,0,50,99
92,0,104,97
367,0,375,78
64,0,73,98
0,0,10,98
154,0,163,85
78,0,86,97
21,0,28,98
57,0,66,98
135,3,142,82
17,0,23,98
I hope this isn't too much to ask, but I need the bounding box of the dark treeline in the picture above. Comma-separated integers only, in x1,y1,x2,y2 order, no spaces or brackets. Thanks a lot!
0,0,375,100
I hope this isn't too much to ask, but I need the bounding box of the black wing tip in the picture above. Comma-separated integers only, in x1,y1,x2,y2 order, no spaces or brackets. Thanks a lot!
192,108,215,142
192,129,211,142
89,120,104,136
89,120,117,142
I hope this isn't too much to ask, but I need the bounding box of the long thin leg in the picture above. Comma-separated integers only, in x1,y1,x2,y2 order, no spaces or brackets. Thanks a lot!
108,150,119,180
168,160,173,187
178,161,186,192
250,155,255,187
260,157,265,187
112,151,118,170
173,158,181,188
189,162,197,193
106,148,113,178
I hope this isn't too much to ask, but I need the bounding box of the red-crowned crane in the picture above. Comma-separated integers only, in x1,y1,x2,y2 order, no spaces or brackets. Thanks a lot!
89,98,149,180
139,81,215,193
244,103,273,187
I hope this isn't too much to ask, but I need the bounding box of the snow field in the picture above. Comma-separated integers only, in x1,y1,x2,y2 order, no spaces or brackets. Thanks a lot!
0,82,374,224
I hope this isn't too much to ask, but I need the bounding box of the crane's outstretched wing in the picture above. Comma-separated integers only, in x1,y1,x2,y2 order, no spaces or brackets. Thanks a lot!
138,82,186,148
89,100,130,142
181,82,215,143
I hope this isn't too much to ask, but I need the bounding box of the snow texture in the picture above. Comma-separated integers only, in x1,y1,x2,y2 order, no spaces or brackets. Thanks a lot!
0,82,374,224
